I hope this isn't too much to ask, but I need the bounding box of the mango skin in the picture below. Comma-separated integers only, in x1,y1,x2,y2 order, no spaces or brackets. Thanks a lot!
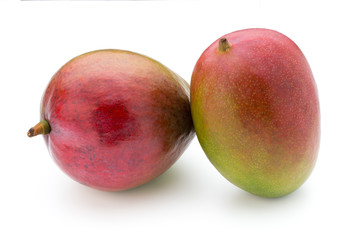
41,49,195,191
191,29,320,197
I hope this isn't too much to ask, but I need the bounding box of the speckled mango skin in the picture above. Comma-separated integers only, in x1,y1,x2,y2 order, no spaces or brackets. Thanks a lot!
191,29,320,197
41,49,195,191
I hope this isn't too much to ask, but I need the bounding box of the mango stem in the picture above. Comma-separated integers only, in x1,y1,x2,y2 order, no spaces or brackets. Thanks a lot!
218,38,231,53
27,120,51,137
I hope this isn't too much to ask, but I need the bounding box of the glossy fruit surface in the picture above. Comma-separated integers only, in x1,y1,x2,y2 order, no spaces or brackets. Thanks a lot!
191,29,320,197
29,49,194,191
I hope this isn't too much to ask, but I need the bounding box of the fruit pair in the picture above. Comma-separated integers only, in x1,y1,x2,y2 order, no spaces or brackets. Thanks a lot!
28,28,320,198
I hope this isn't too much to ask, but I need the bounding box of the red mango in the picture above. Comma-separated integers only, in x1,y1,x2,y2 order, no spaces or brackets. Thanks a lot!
28,49,195,191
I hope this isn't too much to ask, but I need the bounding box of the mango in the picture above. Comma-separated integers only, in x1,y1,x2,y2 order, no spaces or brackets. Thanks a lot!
191,29,320,197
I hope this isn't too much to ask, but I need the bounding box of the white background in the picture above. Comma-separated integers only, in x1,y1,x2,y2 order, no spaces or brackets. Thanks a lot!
1,0,359,239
